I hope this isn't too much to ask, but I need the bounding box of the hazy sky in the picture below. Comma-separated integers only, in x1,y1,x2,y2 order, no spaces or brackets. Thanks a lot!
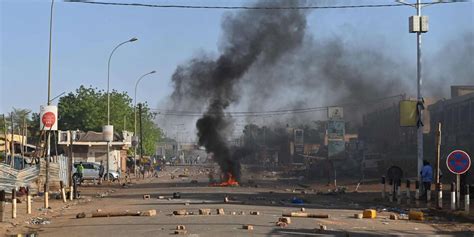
1,0,473,115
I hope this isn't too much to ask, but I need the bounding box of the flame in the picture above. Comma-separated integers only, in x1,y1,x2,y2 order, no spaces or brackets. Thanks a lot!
212,173,239,187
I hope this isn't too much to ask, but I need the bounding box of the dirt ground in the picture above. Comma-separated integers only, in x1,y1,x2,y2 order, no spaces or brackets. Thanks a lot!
1,165,473,237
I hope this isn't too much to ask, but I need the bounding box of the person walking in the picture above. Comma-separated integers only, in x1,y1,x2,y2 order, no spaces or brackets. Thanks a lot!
420,160,433,199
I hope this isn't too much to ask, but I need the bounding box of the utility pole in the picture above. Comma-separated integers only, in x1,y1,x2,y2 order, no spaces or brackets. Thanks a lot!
105,37,137,181
45,0,55,201
415,0,424,186
3,115,7,164
138,103,144,160
398,0,439,181
435,122,442,208
10,113,14,168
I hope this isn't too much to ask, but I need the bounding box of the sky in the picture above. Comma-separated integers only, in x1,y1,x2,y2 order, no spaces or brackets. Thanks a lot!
1,0,473,118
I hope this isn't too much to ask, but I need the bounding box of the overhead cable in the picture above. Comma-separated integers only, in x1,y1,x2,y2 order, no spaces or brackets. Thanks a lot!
65,1,465,10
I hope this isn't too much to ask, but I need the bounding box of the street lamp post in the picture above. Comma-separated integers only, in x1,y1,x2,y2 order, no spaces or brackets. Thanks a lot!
133,70,156,175
44,0,55,209
105,37,137,180
397,0,441,182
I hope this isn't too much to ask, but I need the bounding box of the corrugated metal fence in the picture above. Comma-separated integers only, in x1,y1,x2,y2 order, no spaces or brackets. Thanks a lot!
0,155,70,194
0,163,40,193
57,155,69,186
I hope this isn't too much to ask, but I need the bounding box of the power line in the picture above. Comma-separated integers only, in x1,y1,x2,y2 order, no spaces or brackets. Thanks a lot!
152,94,403,117
65,1,465,10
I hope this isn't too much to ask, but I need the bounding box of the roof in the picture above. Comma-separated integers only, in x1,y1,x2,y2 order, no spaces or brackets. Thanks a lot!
78,131,103,142
429,91,474,110
77,131,125,142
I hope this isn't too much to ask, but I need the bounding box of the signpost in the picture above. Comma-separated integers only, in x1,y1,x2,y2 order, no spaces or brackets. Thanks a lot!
446,150,471,209
39,105,58,209
40,105,58,131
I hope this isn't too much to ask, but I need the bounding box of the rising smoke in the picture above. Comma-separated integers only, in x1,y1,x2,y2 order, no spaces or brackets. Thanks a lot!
166,0,472,178
170,0,307,180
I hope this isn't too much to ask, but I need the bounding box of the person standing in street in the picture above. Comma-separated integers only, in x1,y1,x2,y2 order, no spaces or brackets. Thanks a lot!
420,160,433,199
99,161,105,184
77,162,84,186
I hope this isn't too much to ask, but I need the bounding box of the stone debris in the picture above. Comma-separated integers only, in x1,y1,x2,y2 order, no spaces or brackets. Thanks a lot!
199,209,211,215
76,212,86,219
279,217,291,224
176,225,186,230
243,224,254,230
408,211,424,221
140,209,157,216
250,211,260,215
91,211,140,218
217,208,225,215
174,230,187,235
173,210,187,216
276,221,288,227
283,212,329,218
28,217,51,225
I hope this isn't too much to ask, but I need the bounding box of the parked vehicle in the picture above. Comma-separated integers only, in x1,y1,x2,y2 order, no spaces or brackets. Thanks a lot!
72,162,120,182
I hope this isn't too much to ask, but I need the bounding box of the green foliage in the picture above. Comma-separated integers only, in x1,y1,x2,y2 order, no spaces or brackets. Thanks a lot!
1,108,32,132
58,86,162,155
138,103,162,156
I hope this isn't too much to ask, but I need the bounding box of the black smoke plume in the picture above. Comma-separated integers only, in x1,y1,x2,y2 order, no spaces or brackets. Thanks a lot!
171,1,307,180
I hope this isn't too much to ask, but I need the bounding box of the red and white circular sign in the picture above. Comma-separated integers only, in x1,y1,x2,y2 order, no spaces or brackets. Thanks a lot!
446,150,471,175
40,105,58,131
42,112,56,128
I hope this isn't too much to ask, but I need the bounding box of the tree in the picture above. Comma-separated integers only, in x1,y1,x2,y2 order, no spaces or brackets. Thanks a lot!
138,102,162,156
58,86,162,155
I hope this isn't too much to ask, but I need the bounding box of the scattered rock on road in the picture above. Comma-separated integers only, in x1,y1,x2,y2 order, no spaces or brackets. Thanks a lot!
199,209,211,215
173,210,187,216
243,224,254,230
76,212,86,219
140,209,157,216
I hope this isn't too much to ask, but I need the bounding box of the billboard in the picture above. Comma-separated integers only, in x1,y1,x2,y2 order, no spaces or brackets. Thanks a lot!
328,107,343,120
400,100,417,127
294,129,304,154
40,105,58,131
327,120,345,140
328,140,345,158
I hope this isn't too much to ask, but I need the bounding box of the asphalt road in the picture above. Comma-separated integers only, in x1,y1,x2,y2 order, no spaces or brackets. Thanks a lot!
3,166,473,237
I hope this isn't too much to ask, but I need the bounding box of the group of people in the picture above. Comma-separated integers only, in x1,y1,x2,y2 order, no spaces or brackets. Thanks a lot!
74,161,106,185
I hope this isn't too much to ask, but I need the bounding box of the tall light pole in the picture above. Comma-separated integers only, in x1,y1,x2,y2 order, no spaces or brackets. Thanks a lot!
133,70,156,174
44,0,55,208
107,37,137,125
397,0,441,181
47,0,54,105
105,37,137,180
